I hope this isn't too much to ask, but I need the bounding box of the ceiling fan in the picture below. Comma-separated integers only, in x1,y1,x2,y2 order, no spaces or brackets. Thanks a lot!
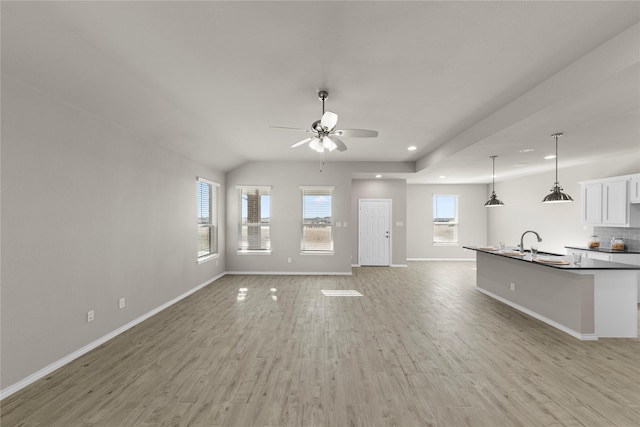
271,90,378,153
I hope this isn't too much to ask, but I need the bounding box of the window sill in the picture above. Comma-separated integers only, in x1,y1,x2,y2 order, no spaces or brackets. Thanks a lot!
197,253,219,264
300,251,335,256
237,250,272,255
433,242,459,247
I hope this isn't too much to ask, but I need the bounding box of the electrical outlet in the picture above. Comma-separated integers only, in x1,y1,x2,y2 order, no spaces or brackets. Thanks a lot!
119,297,126,309
87,310,94,322
510,283,515,291
287,257,292,263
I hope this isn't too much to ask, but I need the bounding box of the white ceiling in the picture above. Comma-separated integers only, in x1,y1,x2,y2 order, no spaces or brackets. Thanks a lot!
2,1,639,184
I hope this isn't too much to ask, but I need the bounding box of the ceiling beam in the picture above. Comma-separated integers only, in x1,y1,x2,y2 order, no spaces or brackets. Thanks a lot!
416,22,640,173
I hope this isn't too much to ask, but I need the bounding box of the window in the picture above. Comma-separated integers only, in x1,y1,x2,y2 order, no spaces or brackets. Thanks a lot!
301,186,334,253
238,186,271,252
433,194,458,244
197,178,219,260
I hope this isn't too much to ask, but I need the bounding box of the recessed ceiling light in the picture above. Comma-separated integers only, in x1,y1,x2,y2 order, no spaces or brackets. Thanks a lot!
439,175,446,179
544,154,556,160
519,148,535,153
408,145,417,151
375,174,382,178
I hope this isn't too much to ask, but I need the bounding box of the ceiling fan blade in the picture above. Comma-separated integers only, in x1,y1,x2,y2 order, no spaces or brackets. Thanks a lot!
320,111,338,132
270,126,313,133
332,129,378,138
290,137,315,148
328,136,348,152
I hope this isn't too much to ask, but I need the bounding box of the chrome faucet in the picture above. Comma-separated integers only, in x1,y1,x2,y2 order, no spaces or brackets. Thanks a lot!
520,230,542,253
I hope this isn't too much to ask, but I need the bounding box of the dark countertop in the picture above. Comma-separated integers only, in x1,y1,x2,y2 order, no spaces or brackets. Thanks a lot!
464,246,640,270
565,245,640,255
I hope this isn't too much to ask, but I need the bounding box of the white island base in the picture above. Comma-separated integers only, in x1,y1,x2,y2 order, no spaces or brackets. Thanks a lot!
475,251,638,340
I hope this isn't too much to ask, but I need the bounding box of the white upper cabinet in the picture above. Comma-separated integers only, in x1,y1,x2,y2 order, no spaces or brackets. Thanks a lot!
603,180,628,225
630,174,640,204
581,174,640,227
582,182,602,224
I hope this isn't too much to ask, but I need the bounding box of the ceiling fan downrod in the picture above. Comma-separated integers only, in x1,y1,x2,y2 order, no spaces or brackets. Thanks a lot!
312,90,330,133
318,90,328,115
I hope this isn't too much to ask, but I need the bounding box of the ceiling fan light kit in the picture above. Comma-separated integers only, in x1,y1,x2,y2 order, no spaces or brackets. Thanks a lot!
542,132,574,203
271,90,378,154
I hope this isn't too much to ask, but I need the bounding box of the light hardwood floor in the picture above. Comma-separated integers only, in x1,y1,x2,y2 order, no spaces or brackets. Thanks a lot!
2,262,639,426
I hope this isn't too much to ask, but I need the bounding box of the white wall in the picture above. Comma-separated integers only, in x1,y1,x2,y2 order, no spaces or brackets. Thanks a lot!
225,161,353,273
1,78,225,391
407,184,488,259
351,179,407,266
487,152,640,254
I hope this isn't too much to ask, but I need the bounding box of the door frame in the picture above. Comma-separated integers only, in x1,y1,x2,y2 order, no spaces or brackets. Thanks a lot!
358,199,392,266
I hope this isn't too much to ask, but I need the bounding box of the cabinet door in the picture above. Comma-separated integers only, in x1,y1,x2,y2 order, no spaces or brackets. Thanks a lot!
587,251,612,262
609,253,640,304
603,180,628,225
609,253,640,265
582,183,602,224
630,175,640,204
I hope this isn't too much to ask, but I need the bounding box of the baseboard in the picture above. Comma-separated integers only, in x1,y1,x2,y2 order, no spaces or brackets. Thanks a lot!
0,273,226,400
351,264,361,267
476,287,598,341
225,271,352,276
390,264,408,267
407,258,475,261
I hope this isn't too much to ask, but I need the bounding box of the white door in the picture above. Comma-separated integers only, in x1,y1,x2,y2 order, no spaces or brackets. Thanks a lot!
359,199,391,266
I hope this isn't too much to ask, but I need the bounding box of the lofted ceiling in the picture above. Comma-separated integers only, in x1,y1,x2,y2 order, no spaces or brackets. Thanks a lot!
2,1,639,184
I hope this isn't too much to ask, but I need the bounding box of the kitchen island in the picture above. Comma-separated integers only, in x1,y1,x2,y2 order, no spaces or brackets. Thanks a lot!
566,245,640,303
464,246,639,340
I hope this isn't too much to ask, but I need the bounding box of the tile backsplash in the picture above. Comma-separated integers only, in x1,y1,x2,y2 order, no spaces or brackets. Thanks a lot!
593,226,640,251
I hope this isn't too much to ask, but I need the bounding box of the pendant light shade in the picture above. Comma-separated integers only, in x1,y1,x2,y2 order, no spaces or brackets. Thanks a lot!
542,133,573,203
543,184,574,203
485,155,504,207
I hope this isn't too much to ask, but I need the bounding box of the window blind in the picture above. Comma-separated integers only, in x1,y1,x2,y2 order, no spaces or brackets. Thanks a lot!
433,194,458,243
301,186,333,252
197,178,218,258
238,186,271,251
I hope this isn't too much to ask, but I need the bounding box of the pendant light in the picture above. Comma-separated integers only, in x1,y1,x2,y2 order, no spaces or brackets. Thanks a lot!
485,155,504,207
542,132,573,203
